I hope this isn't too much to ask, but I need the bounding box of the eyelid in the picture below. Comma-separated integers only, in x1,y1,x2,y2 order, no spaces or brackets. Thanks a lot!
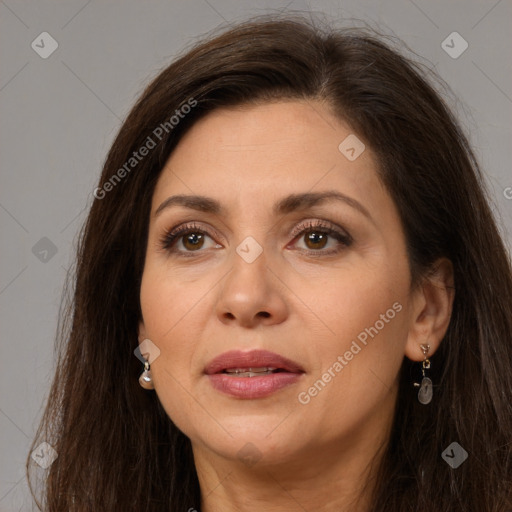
290,218,352,242
159,221,222,251
160,218,353,255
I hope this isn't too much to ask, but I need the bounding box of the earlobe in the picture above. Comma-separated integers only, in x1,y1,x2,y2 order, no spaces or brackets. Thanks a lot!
138,321,146,341
404,257,455,361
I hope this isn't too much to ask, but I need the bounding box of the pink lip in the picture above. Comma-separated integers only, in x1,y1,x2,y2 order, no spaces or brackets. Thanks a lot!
204,349,304,375
204,349,305,399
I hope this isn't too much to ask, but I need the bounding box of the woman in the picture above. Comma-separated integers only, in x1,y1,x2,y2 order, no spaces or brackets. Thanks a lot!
28,14,512,511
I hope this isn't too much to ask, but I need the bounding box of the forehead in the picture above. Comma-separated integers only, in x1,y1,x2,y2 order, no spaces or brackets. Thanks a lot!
178,100,352,156
151,101,381,212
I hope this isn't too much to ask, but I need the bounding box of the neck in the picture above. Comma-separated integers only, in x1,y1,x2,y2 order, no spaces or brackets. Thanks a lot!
193,417,391,512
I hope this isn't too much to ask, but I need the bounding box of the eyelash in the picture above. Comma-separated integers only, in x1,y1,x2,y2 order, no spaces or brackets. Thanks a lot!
159,220,353,257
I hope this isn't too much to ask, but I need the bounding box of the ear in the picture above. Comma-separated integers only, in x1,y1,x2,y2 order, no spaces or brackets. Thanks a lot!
138,321,147,342
404,257,455,361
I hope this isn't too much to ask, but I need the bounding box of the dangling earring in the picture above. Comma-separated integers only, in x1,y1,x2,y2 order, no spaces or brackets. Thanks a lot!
139,359,154,390
413,343,432,404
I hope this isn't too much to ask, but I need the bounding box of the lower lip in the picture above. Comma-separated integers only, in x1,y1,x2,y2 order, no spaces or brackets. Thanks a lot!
207,372,303,399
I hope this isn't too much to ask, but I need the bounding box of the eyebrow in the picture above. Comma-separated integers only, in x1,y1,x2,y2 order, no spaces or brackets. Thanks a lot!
154,191,373,222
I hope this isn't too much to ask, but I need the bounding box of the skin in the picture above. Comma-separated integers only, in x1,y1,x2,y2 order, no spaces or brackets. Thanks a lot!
138,100,454,511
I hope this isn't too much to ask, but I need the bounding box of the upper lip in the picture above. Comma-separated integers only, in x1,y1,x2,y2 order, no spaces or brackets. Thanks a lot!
204,349,305,375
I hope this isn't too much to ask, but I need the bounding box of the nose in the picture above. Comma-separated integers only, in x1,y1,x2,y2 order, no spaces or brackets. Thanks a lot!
215,246,289,329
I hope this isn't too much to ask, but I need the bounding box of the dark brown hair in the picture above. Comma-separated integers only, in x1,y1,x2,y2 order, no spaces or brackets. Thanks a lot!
28,13,512,511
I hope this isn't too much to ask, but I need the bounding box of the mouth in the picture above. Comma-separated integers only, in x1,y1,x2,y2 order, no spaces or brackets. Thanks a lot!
204,350,305,399
204,349,305,376
222,367,283,377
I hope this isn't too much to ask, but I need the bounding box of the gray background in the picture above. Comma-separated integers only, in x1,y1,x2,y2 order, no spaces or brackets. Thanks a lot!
1,1,511,510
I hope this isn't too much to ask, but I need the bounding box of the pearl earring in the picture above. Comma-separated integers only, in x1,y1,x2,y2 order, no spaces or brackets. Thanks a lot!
138,360,154,390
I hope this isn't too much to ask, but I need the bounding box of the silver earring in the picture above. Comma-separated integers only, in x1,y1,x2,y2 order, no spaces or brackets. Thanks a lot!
413,343,432,404
139,360,154,390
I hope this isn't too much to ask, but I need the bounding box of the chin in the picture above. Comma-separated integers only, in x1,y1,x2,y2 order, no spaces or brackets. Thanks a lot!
191,418,306,464
199,434,301,468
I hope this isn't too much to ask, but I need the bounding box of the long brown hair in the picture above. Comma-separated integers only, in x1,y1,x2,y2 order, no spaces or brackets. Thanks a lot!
28,13,512,511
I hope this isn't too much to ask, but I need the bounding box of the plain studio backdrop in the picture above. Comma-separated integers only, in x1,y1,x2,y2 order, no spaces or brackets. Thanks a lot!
0,0,511,509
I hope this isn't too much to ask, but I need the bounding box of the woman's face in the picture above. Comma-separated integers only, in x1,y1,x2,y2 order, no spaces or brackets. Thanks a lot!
139,100,419,470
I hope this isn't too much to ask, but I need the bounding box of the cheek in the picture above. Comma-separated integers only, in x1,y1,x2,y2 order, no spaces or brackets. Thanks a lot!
139,268,199,378
139,262,221,390
310,264,406,346
139,271,204,431
298,267,408,414
139,261,212,341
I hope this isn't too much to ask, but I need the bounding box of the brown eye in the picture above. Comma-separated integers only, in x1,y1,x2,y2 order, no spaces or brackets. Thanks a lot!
181,232,205,251
303,231,329,250
292,220,353,256
160,222,221,255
